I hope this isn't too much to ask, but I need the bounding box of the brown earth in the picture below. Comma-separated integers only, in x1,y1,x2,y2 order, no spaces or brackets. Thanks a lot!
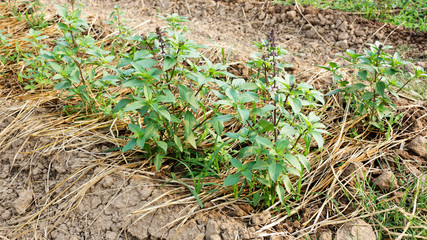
1,0,426,239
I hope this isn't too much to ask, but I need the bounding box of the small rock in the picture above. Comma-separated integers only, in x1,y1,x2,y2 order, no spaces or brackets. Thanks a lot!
354,30,365,37
338,32,349,41
304,5,317,15
251,210,271,225
206,219,220,240
339,21,348,32
244,3,253,12
404,162,423,176
1,210,12,221
258,12,266,20
269,16,277,26
306,27,318,39
374,171,399,191
14,189,33,214
342,162,367,181
307,41,320,49
354,37,364,44
209,235,222,240
206,0,216,9
336,219,376,240
287,10,297,20
102,176,114,188
53,163,66,174
105,231,116,240
407,136,427,158
336,40,349,50
319,229,333,240
280,13,287,22
194,233,205,240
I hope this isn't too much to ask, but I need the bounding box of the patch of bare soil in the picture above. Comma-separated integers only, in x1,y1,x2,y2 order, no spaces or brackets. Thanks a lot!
1,0,426,239
42,0,427,88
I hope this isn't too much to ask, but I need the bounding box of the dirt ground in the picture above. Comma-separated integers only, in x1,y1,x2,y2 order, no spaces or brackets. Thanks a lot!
1,0,426,239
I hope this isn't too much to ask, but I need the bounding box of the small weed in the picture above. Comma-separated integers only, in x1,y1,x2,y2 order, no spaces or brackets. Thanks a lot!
222,30,326,207
320,41,426,131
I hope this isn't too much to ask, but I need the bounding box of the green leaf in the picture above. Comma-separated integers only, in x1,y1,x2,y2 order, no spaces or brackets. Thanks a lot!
255,135,274,149
174,134,183,152
356,63,375,74
239,146,258,159
136,136,146,148
154,154,163,172
122,79,145,88
213,121,224,136
347,83,367,93
275,139,289,153
54,81,71,90
258,177,270,186
144,85,152,100
253,160,269,170
375,81,386,97
242,169,253,181
325,88,342,96
284,154,302,172
289,97,302,114
357,70,368,80
184,111,196,136
261,104,276,114
178,85,199,110
225,132,239,139
131,58,157,72
223,173,241,186
164,56,177,70
232,78,245,87
258,120,274,133
54,5,68,18
212,114,234,122
158,108,171,121
239,82,258,90
268,162,284,183
237,107,249,122
280,124,297,138
311,131,324,149
48,62,63,73
239,92,258,103
117,57,132,68
282,175,294,193
361,92,374,100
225,88,239,102
252,192,261,206
123,138,137,152
297,154,310,172
230,158,243,170
100,75,121,85
134,50,151,60
124,101,145,112
156,141,168,153
128,124,142,135
113,98,131,113
186,132,197,149
385,68,399,76
275,184,286,205
158,89,175,103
